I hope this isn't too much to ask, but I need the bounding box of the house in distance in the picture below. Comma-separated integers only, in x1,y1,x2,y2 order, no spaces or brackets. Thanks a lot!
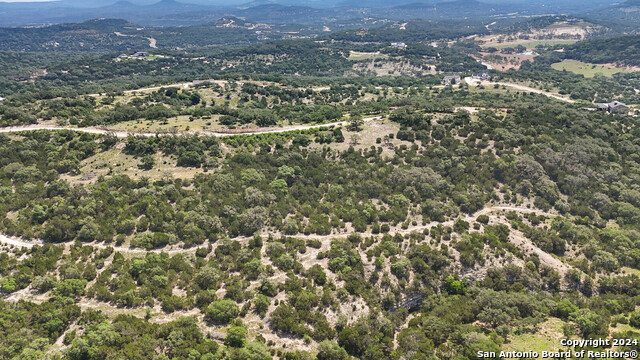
596,101,628,114
442,75,461,85
473,72,491,81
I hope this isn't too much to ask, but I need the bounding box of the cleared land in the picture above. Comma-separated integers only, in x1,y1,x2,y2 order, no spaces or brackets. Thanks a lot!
491,39,577,49
477,21,598,49
551,59,638,78
348,51,388,61
503,317,570,354
0,116,382,138
464,77,575,103
474,52,537,71
107,115,223,132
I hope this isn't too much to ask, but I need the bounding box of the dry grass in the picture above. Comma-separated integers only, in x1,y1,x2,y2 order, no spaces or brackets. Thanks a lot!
475,52,537,71
503,317,570,353
309,118,404,157
348,51,388,61
551,60,638,78
61,147,207,184
58,118,404,184
351,60,432,77
108,115,223,132
477,22,596,49
490,40,577,49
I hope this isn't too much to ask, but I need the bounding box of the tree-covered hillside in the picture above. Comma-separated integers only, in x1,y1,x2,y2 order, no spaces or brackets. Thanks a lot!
1,12,640,360
563,36,640,67
1,90,640,358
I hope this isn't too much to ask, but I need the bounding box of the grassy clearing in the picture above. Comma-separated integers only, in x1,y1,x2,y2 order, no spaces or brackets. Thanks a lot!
551,60,635,78
621,267,640,277
348,51,388,61
503,318,570,353
61,147,207,184
546,21,593,29
108,115,223,132
65,119,403,183
488,40,577,49
611,322,637,334
310,118,418,158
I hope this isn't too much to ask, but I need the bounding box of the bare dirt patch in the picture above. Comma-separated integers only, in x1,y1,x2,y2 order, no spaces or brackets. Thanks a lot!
309,117,404,157
474,52,537,71
477,22,598,49
350,60,433,77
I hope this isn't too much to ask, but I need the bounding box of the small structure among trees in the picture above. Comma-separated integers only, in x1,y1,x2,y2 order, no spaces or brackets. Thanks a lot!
473,72,491,81
442,75,461,85
595,100,628,113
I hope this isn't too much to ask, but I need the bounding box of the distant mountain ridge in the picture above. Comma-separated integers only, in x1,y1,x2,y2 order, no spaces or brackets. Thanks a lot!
620,0,640,6
582,0,640,32
0,0,627,26
0,17,294,52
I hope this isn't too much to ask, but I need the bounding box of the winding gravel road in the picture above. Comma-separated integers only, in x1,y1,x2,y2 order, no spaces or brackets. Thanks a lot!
0,116,382,138
464,77,576,103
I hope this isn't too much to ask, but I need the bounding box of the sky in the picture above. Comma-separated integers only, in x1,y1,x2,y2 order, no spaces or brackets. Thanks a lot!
0,0,618,5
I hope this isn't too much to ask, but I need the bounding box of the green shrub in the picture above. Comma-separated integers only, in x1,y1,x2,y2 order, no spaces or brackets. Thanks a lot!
206,299,239,325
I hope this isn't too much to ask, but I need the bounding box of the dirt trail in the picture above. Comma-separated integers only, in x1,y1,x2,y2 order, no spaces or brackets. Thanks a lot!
86,78,231,97
490,81,575,103
465,77,575,103
0,116,382,138
0,232,209,255
0,205,553,253
480,61,495,70
1,204,572,329
509,228,571,277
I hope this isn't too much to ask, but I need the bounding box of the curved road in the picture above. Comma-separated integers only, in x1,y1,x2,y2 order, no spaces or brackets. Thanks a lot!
0,116,382,138
464,77,575,104
0,76,576,139
85,77,574,104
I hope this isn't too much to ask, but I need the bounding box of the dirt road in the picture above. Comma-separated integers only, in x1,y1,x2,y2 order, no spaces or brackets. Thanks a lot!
0,116,382,138
86,79,234,97
465,77,575,103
